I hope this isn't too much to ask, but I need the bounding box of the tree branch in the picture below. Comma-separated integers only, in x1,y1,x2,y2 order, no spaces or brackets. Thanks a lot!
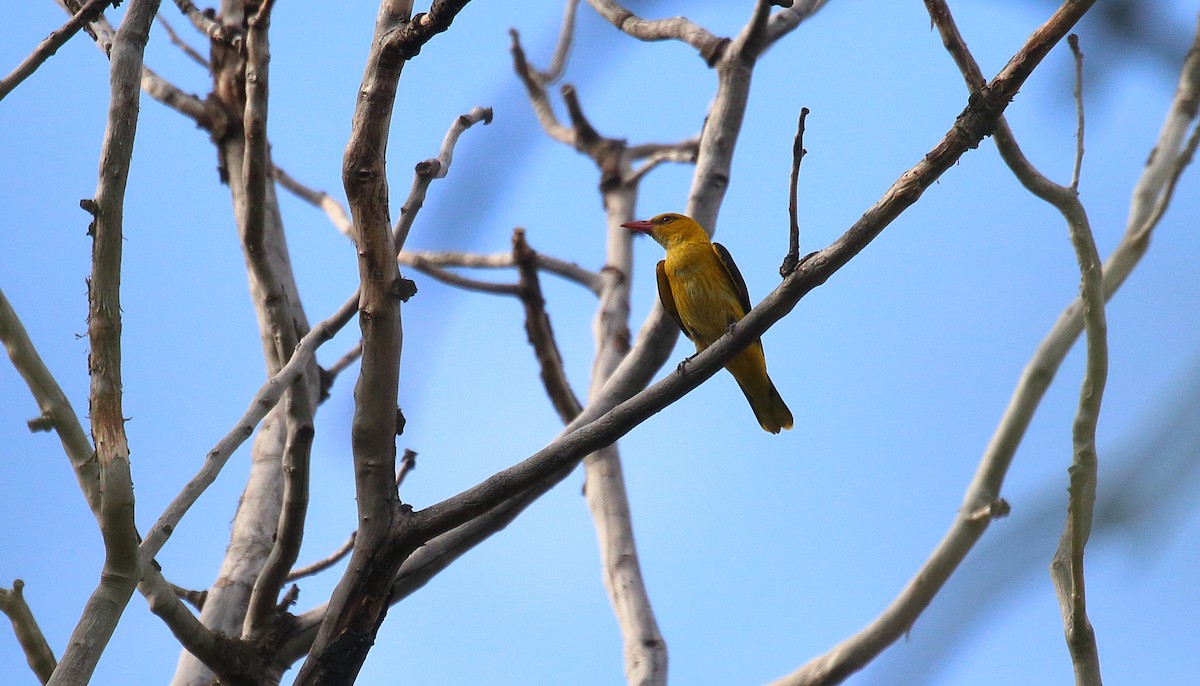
780,107,809,276
763,4,1198,685
764,0,831,47
0,0,115,101
513,228,585,421
273,164,355,238
0,288,98,515
1048,35,1106,686
156,13,210,69
294,2,477,682
585,0,727,65
393,106,493,253
0,580,56,684
139,294,359,564
47,3,161,685
400,249,603,293
4,263,259,683
402,0,1094,659
170,0,234,47
537,0,580,85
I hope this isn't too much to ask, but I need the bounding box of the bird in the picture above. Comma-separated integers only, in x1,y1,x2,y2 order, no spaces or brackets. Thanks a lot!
621,212,793,433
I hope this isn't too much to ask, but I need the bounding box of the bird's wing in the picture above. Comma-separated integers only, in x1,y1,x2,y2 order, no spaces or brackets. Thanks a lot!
655,260,689,339
713,243,752,316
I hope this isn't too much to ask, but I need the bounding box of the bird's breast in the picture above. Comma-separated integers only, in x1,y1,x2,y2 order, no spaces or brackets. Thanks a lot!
665,250,745,349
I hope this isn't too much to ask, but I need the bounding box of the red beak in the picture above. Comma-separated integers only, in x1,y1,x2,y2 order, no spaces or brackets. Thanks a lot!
621,220,653,233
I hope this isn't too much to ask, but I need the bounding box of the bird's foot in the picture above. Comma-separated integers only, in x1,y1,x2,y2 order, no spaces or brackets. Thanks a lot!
676,354,697,374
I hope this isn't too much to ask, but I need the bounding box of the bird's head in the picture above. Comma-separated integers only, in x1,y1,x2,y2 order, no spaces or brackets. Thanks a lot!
621,213,707,248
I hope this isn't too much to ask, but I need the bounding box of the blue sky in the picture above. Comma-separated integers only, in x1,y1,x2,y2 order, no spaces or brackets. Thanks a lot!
2,1,1199,684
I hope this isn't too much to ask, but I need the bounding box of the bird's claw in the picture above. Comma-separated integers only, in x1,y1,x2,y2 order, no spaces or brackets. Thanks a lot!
676,355,696,374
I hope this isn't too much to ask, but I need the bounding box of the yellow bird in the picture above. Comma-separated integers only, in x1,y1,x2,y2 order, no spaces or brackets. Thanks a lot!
622,213,793,433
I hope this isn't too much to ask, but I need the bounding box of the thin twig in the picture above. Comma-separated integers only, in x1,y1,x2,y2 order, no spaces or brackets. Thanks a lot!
624,139,700,187
138,293,359,564
4,276,251,680
286,451,416,583
273,165,354,238
397,448,418,488
0,289,97,513
534,0,579,85
325,340,364,381
781,107,809,276
510,28,575,145
287,534,357,582
0,0,115,101
393,106,493,253
765,0,831,46
168,583,208,611
400,249,603,294
513,228,584,421
156,13,210,69
1069,35,1085,191
408,258,522,295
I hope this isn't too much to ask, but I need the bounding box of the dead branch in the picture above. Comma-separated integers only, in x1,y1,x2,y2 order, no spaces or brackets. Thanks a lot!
139,294,358,563
0,580,56,684
764,4,1196,685
292,2,477,683
156,13,210,69
586,0,727,65
273,164,355,237
514,228,585,421
0,0,115,101
393,106,493,253
46,2,161,684
780,107,809,276
400,249,603,293
170,0,233,47
404,0,1096,653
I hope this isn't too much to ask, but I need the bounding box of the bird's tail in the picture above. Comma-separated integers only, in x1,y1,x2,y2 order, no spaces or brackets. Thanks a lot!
727,350,793,434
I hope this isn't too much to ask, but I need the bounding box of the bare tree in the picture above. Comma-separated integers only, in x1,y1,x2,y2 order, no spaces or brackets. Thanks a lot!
2,1,1198,685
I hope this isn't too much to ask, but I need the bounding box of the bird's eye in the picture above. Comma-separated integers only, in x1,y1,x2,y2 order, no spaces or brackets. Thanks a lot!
656,215,671,224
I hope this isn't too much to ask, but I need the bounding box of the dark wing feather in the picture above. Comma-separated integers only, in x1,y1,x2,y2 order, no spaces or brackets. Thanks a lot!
713,243,752,315
655,260,689,340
